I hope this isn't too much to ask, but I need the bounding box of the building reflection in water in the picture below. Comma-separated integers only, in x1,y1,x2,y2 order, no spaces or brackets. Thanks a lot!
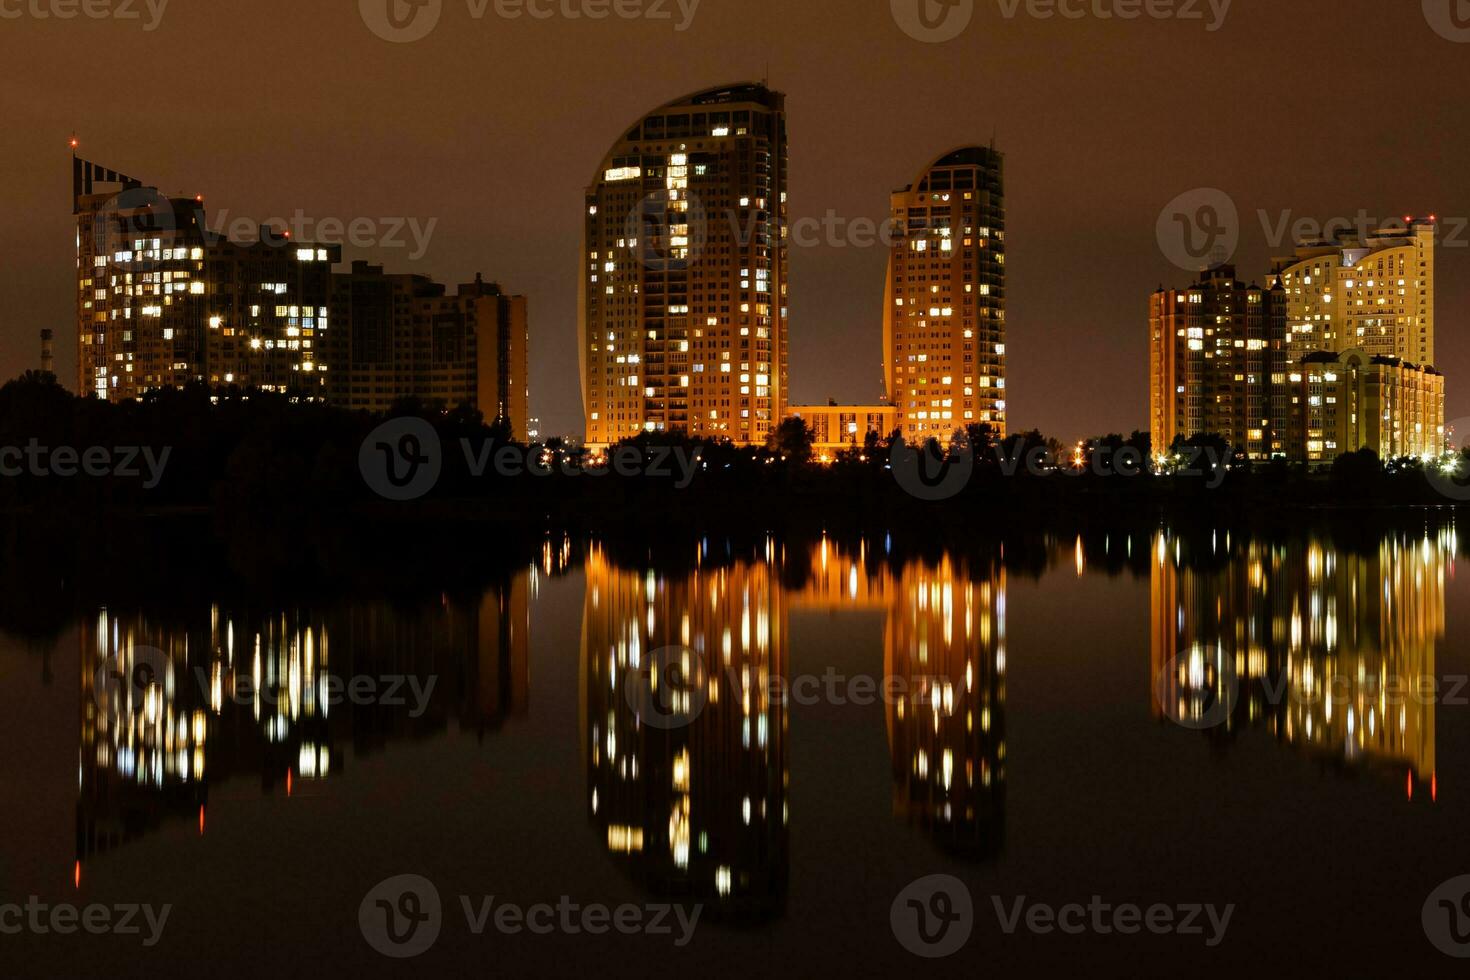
582,538,1007,915
1151,527,1450,793
581,543,790,919
789,540,1007,858
884,555,1006,857
77,576,531,867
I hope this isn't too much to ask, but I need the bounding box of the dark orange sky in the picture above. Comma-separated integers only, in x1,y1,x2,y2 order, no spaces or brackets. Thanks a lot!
3,0,1468,441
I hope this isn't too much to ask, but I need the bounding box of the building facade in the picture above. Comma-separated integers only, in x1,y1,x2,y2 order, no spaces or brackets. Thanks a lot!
884,146,1006,446
1289,349,1445,462
1148,266,1288,459
787,403,898,458
74,157,529,434
77,170,341,401
580,83,789,450
1272,219,1435,365
330,262,530,435
1152,218,1444,464
327,260,436,410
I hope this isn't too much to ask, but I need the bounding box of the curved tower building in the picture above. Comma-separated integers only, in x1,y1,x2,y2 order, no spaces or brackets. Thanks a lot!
580,84,789,450
884,146,1006,444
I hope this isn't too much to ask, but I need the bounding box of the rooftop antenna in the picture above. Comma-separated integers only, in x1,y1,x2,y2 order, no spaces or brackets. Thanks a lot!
69,133,79,214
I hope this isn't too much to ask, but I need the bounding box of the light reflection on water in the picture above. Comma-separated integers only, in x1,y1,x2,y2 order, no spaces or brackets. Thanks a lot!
1151,526,1453,794
68,523,1457,910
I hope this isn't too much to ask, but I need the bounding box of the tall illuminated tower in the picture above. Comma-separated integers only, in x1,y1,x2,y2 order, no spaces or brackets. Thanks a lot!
884,146,1006,445
580,84,789,450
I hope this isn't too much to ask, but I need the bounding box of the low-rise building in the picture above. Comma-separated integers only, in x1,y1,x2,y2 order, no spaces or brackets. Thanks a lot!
788,404,898,458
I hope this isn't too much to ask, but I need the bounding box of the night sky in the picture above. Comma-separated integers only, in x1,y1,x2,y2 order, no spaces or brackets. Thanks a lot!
4,0,1468,442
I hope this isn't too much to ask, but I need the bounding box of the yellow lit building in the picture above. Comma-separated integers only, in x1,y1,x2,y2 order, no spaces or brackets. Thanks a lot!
787,403,897,458
580,84,789,450
1270,218,1444,461
1272,219,1436,365
1289,349,1445,461
1151,227,1446,464
884,146,1006,445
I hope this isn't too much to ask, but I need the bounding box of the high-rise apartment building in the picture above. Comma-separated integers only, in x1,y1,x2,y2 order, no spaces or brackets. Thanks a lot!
580,84,789,450
1151,217,1444,463
74,155,530,433
1148,266,1288,459
884,146,1006,445
330,262,529,435
1152,250,1446,463
327,260,434,409
1272,219,1435,365
75,158,340,401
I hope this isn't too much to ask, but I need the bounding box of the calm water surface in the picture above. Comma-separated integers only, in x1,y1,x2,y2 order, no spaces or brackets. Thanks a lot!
3,525,1469,976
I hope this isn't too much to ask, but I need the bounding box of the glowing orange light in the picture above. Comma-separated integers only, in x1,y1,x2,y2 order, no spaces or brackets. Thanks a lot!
199,805,206,835
1407,770,1414,801
1432,772,1438,803
287,769,293,797
69,139,78,149
74,861,81,889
